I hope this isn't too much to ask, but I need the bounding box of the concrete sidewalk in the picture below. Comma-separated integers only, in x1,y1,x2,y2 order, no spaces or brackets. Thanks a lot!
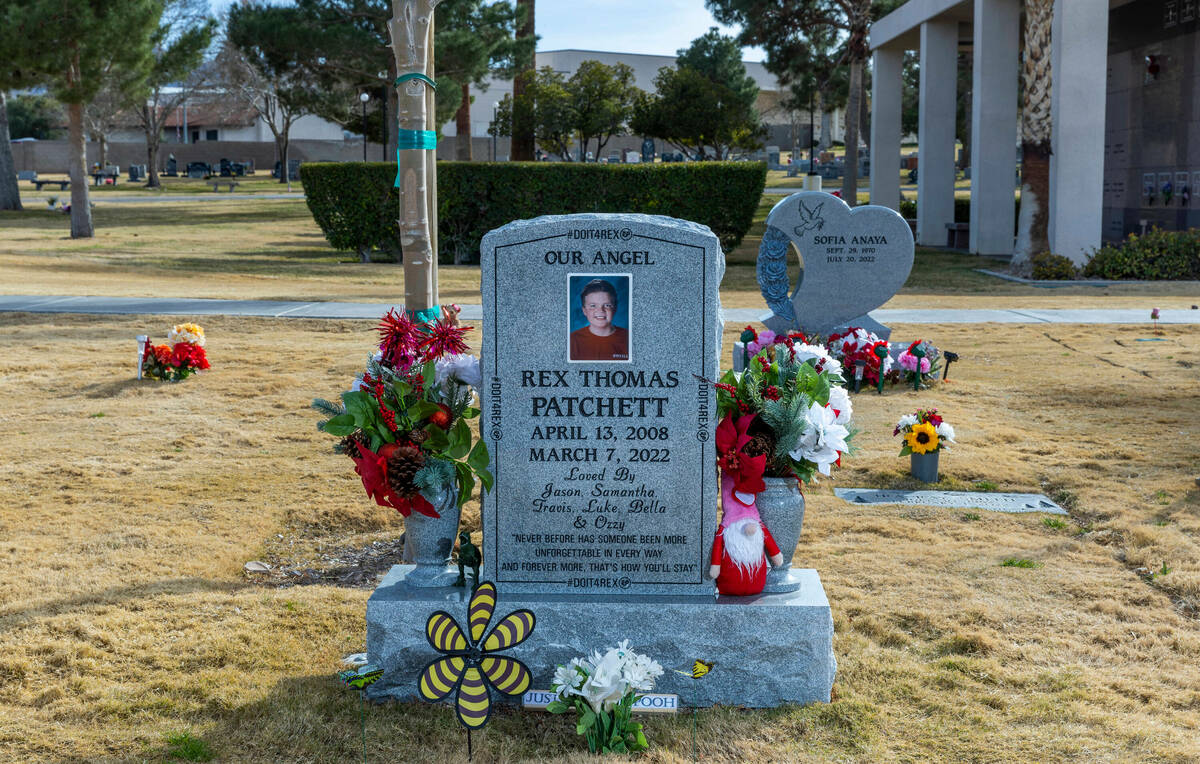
1,295,1196,324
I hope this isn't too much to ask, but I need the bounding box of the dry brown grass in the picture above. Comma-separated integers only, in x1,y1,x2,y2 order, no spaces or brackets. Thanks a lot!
0,309,1197,762
3,198,1198,311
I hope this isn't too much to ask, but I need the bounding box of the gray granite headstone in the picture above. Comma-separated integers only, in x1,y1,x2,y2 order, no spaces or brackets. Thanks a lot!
479,214,722,596
365,213,837,709
757,191,913,339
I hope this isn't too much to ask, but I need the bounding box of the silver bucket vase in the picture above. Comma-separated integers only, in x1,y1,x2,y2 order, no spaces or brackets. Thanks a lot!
910,451,940,483
757,476,806,594
402,485,460,588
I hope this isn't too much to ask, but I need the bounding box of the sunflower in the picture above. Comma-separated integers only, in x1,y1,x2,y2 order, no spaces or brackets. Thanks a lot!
905,422,940,454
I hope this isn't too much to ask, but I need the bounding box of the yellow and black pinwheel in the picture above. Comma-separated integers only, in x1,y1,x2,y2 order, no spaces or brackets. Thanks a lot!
417,581,536,730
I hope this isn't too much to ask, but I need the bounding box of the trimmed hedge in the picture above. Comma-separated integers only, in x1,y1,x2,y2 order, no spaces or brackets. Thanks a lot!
301,161,768,262
898,197,1018,224
1083,228,1200,280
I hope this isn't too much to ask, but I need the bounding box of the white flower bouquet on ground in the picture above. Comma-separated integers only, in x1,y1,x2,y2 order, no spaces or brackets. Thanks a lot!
547,640,664,754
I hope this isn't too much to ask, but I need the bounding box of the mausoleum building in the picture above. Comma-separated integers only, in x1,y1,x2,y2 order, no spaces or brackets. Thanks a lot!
870,0,1200,262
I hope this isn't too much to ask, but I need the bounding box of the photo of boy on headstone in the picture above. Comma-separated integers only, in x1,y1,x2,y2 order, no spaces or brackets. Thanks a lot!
568,275,630,362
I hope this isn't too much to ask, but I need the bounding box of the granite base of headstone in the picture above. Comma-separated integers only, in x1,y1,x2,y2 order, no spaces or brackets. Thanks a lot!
365,565,836,708
363,212,837,708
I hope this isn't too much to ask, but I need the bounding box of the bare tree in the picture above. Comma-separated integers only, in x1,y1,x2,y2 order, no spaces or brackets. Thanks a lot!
134,0,216,187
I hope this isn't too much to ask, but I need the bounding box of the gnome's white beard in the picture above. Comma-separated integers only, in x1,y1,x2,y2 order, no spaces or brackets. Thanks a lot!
723,518,764,573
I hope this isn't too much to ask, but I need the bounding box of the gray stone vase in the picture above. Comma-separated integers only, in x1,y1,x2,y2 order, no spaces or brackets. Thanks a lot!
757,476,806,594
400,485,460,588
910,451,940,483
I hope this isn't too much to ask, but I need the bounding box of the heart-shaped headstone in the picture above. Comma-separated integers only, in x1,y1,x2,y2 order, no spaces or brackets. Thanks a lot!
757,191,914,337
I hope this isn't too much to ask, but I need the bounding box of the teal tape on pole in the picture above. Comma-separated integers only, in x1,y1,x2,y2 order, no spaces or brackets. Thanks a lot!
394,131,437,187
397,129,437,150
394,72,437,90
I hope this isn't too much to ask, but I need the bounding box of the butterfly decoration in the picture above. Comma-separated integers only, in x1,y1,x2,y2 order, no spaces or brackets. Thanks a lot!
418,581,536,731
673,660,714,680
338,665,383,691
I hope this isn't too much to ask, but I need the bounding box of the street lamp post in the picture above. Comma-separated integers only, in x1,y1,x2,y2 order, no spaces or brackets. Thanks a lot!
492,102,498,162
360,92,370,162
379,71,388,161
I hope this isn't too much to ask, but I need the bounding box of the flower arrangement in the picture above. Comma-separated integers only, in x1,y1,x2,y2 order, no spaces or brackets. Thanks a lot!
717,327,852,484
312,307,491,518
827,328,941,390
547,640,663,754
896,339,940,388
140,323,210,381
894,408,955,455
826,326,895,388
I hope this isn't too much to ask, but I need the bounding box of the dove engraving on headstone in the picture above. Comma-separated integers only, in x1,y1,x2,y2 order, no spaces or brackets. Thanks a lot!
756,191,914,338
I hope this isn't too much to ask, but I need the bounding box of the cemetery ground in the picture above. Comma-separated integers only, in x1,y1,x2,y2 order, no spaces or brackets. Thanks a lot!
1,198,1198,761
1,314,1197,762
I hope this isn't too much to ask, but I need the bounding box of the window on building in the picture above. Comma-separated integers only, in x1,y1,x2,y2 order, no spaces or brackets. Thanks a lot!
191,130,200,143
205,129,218,141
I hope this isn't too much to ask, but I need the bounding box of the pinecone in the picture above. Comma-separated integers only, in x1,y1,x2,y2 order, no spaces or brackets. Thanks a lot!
743,432,776,461
386,444,426,498
338,433,366,459
406,428,430,446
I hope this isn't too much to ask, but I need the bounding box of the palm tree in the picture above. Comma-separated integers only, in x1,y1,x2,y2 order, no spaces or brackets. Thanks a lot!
1013,0,1053,265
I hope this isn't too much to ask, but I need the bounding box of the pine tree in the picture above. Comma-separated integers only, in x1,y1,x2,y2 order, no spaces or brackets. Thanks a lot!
8,0,162,237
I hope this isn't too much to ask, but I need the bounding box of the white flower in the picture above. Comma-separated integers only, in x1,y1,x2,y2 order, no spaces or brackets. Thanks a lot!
827,385,853,426
435,353,482,392
791,342,843,379
935,422,956,443
553,662,586,698
790,402,850,476
580,649,628,712
350,375,365,392
896,413,918,431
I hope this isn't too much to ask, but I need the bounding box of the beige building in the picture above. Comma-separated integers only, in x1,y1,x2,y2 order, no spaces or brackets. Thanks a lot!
441,48,846,160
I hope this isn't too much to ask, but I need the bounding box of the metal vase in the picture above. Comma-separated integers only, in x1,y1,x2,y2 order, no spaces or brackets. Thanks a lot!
401,485,460,588
910,451,940,483
756,476,806,594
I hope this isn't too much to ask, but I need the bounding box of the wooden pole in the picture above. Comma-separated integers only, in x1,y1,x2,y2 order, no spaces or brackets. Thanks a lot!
425,17,439,305
389,0,440,312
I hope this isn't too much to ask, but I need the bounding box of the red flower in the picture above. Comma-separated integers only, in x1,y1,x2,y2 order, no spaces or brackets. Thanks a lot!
419,322,472,361
715,413,766,502
377,309,420,368
349,442,439,518
170,342,209,370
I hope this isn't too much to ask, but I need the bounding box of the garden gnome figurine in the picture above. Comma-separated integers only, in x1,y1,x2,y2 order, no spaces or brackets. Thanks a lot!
454,531,481,588
709,474,783,596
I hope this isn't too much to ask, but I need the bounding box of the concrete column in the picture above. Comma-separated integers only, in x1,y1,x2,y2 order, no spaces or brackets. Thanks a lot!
870,46,904,211
970,0,1020,255
917,18,958,246
1049,0,1108,263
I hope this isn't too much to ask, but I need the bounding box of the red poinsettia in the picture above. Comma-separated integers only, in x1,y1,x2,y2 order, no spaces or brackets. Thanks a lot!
349,442,439,518
715,412,766,506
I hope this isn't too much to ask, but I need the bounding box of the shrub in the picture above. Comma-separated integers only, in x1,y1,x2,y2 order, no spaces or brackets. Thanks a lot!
896,197,1018,226
301,161,767,262
1083,228,1200,280
1030,252,1077,280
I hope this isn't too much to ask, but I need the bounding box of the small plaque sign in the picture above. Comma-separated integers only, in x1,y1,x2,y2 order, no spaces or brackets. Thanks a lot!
522,689,680,713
